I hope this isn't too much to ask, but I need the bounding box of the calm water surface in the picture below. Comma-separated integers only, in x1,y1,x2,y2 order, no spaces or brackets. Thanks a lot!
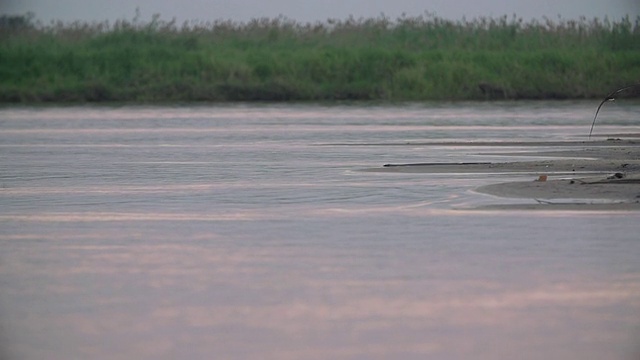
1,102,639,360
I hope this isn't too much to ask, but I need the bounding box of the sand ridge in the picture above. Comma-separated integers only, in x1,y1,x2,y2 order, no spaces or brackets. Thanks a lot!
361,136,640,210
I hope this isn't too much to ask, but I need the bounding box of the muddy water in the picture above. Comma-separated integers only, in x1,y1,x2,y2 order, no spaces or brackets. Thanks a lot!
1,102,639,359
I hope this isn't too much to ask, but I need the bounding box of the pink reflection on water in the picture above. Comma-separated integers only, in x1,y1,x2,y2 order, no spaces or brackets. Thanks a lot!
2,241,639,359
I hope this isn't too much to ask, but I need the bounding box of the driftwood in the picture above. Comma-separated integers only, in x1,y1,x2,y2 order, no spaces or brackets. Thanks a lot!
383,162,492,167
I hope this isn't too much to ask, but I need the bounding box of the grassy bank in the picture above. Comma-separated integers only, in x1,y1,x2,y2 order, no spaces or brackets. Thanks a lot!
1,13,639,102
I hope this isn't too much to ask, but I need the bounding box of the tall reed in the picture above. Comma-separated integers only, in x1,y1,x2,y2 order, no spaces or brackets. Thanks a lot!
1,12,639,102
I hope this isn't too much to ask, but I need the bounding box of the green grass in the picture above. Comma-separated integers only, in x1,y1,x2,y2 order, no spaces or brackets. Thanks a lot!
1,13,639,102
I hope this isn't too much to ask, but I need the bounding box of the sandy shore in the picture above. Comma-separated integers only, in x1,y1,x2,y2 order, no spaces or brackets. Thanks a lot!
360,136,640,210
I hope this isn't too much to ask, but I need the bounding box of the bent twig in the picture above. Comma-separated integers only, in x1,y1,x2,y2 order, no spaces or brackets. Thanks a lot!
589,83,640,139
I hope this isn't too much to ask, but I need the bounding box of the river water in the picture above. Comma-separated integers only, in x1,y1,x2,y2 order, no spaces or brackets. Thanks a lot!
1,102,639,360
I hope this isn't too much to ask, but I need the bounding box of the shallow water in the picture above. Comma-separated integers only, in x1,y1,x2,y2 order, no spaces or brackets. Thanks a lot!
1,101,640,360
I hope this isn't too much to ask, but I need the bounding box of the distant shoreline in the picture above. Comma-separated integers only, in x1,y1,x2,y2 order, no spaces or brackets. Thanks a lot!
2,13,639,103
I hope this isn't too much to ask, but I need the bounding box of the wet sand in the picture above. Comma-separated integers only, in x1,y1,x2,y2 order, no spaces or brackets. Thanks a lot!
361,136,640,210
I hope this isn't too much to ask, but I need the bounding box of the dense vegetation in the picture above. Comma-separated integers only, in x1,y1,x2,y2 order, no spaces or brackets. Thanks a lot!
1,12,639,102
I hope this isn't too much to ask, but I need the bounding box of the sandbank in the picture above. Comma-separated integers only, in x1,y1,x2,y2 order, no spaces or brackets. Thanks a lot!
360,136,640,210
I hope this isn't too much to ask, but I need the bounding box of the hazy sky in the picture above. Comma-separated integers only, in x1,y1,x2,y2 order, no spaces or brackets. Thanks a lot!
1,0,639,24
